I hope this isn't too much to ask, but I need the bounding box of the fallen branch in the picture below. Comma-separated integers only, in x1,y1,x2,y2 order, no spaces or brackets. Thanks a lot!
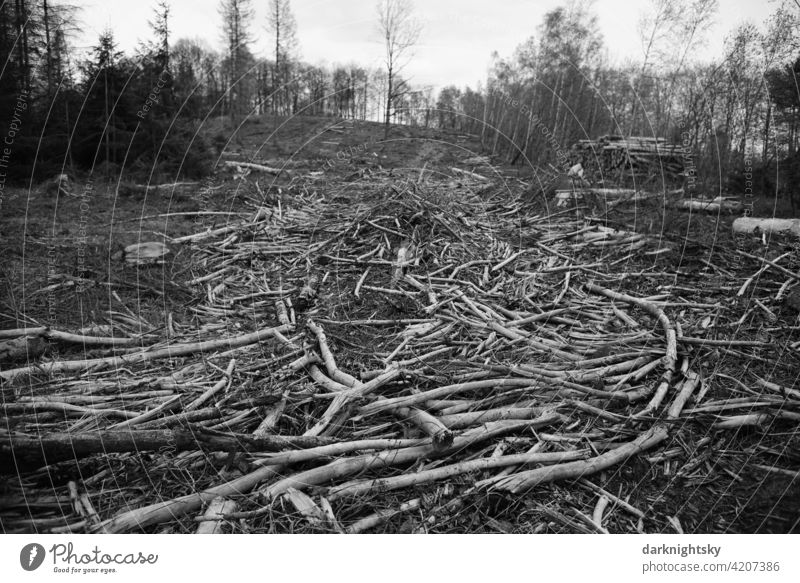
196,497,237,534
485,425,670,493
1,429,337,467
678,198,742,213
224,160,283,175
451,167,489,181
229,418,562,520
327,449,587,500
0,325,291,382
393,406,454,449
0,327,139,346
346,498,422,533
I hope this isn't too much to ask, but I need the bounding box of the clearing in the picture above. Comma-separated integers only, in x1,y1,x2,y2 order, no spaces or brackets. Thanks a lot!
1,116,799,534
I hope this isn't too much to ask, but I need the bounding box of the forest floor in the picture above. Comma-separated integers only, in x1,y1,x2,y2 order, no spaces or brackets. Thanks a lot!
1,115,799,534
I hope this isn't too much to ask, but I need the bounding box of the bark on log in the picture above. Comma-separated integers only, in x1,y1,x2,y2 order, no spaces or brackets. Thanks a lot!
555,188,638,207
195,497,237,534
224,161,283,175
678,198,742,212
394,406,454,449
0,429,337,469
488,425,670,493
0,327,139,346
556,188,637,198
0,325,291,382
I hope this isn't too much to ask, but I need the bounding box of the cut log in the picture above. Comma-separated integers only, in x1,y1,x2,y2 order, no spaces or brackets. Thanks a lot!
394,406,454,449
0,326,139,346
0,324,291,382
678,197,742,213
224,160,283,175
557,188,637,198
112,242,171,265
488,425,670,493
571,135,683,182
733,217,800,238
555,188,638,207
0,429,337,468
124,182,200,195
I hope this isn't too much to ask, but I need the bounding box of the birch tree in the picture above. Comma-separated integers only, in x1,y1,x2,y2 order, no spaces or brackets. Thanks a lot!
376,0,421,136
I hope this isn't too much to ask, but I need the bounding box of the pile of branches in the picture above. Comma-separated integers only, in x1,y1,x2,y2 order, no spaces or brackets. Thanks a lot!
2,167,799,534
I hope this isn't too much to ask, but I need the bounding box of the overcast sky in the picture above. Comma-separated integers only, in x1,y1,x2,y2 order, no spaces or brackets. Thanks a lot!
75,0,779,90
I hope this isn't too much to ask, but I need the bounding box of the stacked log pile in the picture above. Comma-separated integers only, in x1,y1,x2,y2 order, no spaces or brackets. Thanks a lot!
572,135,683,184
1,166,798,534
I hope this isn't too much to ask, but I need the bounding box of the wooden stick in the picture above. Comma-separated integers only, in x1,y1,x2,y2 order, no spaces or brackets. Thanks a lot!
592,495,610,531
94,463,286,533
235,419,561,519
667,371,700,419
305,365,402,437
346,498,422,534
438,406,550,429
307,319,359,388
577,479,645,518
0,327,139,346
487,425,670,493
327,448,586,500
185,359,236,412
0,325,291,382
1,429,337,467
224,160,283,174
196,497,237,534
394,406,454,449
585,283,677,416
357,378,540,418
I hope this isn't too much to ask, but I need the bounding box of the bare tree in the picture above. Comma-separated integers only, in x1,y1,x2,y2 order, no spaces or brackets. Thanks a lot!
219,0,254,118
376,0,421,136
267,0,298,114
630,0,718,135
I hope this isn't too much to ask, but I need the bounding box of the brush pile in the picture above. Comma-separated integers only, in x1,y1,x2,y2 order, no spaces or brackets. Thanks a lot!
2,167,799,534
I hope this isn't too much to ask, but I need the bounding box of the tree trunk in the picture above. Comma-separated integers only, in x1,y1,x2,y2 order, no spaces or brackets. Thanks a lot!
385,63,393,137
1,429,337,470
43,0,53,95
480,89,489,148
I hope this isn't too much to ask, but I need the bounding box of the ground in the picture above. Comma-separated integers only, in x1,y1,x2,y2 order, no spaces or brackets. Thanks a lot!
1,115,799,534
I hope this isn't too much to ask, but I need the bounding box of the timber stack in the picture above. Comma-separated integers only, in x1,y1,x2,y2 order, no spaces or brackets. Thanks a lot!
571,135,683,184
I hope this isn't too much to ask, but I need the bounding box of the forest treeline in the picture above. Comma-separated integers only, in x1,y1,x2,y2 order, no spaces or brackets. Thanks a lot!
1,0,799,203
438,1,800,201
0,0,429,182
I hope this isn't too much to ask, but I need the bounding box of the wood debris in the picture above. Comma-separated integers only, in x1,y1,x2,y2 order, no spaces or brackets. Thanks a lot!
2,162,798,535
